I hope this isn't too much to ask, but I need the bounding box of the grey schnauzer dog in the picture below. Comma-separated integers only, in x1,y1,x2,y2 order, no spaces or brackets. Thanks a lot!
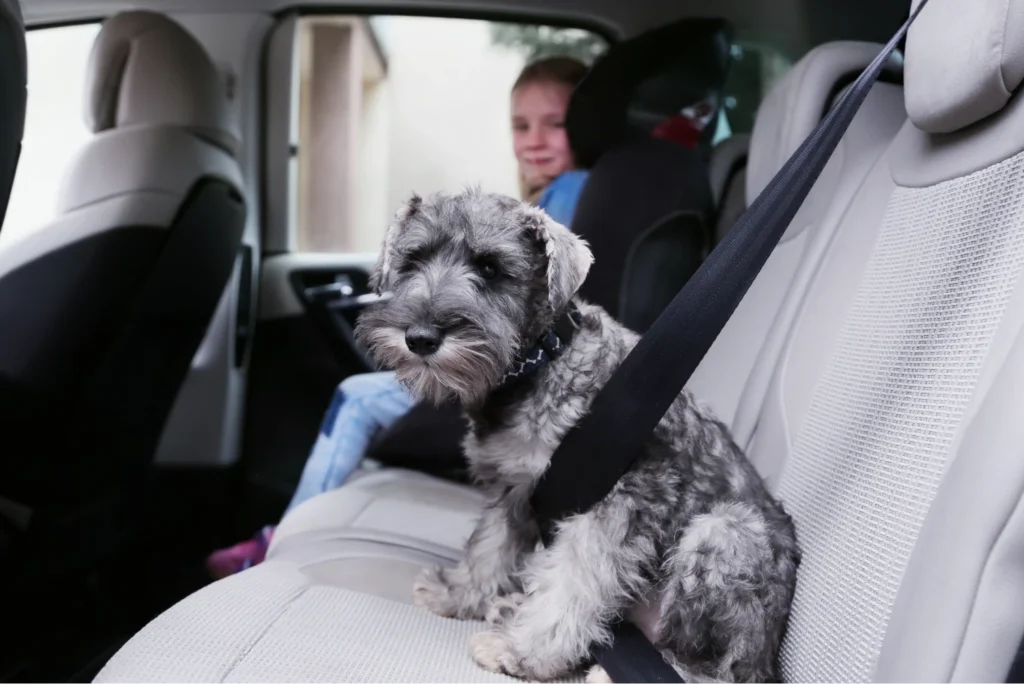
355,189,800,683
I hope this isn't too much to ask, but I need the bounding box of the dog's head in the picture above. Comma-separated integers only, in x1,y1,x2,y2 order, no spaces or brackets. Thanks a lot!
355,189,593,406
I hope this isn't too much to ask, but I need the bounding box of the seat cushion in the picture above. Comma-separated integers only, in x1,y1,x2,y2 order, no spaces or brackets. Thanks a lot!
95,559,582,683
271,468,483,557
266,469,484,609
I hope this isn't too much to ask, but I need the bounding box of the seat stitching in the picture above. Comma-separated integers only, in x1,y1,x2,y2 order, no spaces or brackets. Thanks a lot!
219,583,312,682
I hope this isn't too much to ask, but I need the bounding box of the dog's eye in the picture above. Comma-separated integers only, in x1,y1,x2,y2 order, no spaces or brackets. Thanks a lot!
476,257,499,280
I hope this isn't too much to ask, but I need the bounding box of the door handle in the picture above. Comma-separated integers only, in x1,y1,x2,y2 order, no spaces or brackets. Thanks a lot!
304,275,355,301
325,292,391,310
302,274,391,310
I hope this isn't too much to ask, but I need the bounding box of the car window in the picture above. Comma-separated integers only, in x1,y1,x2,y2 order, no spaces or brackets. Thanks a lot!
1,23,100,250
286,15,609,254
718,41,792,138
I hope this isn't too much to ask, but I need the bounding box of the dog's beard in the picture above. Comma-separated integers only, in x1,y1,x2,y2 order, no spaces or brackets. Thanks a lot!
359,326,511,406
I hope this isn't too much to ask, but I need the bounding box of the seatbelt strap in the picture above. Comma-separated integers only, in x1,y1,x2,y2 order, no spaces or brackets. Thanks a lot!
529,3,930,681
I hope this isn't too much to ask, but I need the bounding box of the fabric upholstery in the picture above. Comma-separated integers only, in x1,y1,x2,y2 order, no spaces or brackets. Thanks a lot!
693,57,906,432
96,560,582,683
746,40,902,201
905,0,1024,134
269,469,483,559
775,144,1024,682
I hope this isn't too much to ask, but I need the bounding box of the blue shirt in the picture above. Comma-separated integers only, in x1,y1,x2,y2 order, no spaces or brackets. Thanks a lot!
537,170,589,228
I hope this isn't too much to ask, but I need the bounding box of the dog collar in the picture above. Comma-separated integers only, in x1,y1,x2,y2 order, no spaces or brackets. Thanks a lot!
497,303,584,388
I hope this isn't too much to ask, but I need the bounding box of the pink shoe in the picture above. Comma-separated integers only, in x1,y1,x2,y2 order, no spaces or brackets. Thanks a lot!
205,526,275,579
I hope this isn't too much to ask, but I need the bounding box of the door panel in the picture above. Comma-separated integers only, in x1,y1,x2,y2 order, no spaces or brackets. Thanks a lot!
241,253,380,517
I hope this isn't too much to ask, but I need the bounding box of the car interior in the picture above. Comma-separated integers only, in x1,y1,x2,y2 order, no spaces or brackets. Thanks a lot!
3,0,1024,682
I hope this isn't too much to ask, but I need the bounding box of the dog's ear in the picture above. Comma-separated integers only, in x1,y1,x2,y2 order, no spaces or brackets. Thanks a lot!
370,194,422,294
521,205,594,313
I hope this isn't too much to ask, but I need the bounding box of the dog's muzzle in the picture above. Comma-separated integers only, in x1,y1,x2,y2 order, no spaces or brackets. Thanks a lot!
405,325,445,356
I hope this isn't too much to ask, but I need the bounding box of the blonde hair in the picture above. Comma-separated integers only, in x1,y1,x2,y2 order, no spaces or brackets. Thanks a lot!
513,56,588,203
512,55,588,93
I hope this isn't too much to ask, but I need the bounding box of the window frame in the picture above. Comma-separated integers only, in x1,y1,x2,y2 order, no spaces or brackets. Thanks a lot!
1,19,104,249
259,6,618,256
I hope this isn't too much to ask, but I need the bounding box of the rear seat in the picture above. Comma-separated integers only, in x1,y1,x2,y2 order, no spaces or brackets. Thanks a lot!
97,38,905,680
260,40,906,562
98,2,1024,678
689,40,905,436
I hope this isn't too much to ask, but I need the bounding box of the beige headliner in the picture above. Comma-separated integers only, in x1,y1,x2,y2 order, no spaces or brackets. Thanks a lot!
21,0,907,57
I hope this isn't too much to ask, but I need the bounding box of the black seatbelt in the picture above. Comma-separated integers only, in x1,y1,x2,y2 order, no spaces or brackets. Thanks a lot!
529,3,930,681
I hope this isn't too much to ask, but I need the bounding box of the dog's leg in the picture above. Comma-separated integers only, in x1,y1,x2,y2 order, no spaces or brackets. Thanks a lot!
656,501,792,683
485,592,525,626
414,503,529,620
585,663,737,684
470,513,647,681
584,665,613,683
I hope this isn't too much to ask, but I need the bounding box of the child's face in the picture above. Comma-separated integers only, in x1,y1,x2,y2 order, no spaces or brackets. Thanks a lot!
511,80,576,184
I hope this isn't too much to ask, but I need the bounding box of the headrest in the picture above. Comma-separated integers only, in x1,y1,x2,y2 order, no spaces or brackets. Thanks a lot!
84,11,239,154
905,0,1024,134
0,0,27,229
746,40,902,199
566,17,733,168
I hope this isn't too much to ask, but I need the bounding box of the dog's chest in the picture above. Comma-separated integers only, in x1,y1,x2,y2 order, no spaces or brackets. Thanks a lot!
467,384,591,484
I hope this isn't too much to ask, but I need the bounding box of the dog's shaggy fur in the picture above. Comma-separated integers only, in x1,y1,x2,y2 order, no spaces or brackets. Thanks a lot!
355,189,800,682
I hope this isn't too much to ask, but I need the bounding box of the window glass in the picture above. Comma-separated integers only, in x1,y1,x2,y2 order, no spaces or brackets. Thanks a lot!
2,23,100,249
719,41,793,136
285,15,792,254
287,15,608,253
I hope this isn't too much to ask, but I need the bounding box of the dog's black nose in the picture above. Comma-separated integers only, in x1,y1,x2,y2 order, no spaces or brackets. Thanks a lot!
405,326,444,356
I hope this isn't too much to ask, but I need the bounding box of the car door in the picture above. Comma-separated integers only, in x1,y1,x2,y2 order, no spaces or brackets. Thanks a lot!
243,252,381,507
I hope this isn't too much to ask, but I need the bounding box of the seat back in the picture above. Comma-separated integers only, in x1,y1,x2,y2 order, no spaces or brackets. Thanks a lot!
687,41,906,434
573,137,712,332
0,10,246,573
0,0,26,228
566,18,730,331
742,1,1024,679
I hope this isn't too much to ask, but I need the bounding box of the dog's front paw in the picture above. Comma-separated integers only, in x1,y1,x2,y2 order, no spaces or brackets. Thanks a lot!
412,566,458,618
585,665,613,683
485,593,525,626
470,630,523,677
